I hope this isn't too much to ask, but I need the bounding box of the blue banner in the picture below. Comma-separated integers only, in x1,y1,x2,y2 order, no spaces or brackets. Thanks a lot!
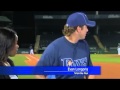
0,66,101,75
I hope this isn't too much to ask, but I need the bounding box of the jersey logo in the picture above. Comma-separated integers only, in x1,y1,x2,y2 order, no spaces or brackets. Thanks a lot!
61,57,87,66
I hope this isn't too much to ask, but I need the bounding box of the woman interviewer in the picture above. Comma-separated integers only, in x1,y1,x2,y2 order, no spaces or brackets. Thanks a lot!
0,27,19,79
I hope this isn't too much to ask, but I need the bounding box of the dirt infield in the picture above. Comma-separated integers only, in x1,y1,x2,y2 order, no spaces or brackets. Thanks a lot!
93,62,120,79
24,54,120,79
24,54,39,66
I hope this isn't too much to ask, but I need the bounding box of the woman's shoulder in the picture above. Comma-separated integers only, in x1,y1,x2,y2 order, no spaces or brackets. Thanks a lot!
7,58,15,66
0,62,10,79
0,58,15,66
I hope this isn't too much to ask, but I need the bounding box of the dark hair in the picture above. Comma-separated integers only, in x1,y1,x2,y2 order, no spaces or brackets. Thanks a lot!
0,27,17,63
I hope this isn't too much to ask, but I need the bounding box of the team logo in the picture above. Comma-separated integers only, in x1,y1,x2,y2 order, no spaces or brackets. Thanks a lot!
61,57,87,66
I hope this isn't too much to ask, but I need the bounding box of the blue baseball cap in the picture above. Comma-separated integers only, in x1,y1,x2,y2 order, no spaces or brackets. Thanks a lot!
66,12,96,27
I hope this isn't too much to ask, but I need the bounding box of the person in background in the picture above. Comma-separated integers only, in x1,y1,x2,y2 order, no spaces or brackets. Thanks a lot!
29,44,34,54
117,44,120,55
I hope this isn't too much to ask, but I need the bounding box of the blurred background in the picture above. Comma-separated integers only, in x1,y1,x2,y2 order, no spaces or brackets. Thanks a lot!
0,11,120,54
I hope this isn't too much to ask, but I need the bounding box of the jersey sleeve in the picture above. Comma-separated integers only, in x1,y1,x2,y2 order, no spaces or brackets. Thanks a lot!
88,54,93,66
84,40,93,66
36,44,56,66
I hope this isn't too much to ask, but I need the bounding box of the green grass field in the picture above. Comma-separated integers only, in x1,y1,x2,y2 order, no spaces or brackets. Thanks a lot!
9,54,120,79
91,54,120,63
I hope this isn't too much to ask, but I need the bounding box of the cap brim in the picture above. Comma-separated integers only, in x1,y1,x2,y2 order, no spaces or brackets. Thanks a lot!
86,21,96,27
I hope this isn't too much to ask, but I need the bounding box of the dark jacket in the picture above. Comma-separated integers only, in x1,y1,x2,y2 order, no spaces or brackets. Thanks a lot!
0,58,17,79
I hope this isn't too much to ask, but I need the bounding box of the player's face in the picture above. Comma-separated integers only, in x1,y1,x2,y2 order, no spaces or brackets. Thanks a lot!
8,34,19,57
77,25,88,40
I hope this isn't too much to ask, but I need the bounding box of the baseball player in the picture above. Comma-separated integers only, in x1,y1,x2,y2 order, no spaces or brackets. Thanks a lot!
29,44,34,54
35,12,96,79
117,45,120,55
